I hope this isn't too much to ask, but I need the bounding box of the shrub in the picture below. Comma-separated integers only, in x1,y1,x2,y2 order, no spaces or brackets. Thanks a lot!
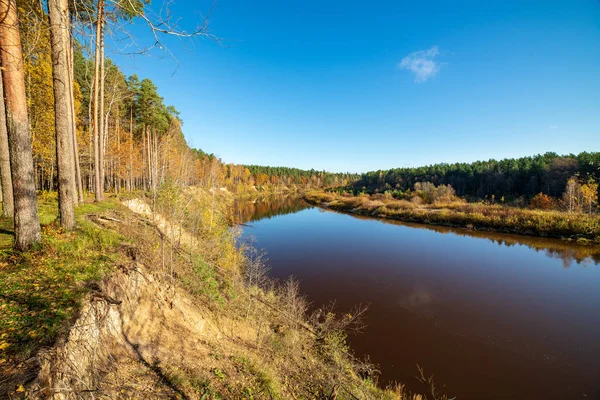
433,184,456,203
529,192,554,210
413,182,457,204
410,196,424,206
305,191,336,203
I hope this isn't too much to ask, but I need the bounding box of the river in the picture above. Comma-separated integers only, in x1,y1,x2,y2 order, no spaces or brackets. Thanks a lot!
235,196,600,399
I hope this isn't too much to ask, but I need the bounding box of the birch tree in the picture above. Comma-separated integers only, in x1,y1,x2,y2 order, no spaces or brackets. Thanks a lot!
91,0,105,201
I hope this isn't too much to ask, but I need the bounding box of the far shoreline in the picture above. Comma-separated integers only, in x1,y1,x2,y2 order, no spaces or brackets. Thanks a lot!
303,191,600,245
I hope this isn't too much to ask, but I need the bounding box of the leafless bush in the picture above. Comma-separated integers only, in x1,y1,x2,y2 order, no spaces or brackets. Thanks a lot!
411,196,424,205
280,277,308,328
310,301,369,338
242,236,270,291
432,184,456,203
416,364,454,400
413,182,457,204
241,236,270,318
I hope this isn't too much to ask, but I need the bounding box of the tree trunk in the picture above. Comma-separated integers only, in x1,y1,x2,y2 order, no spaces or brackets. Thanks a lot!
0,0,42,250
99,24,105,196
49,161,54,191
92,0,104,201
153,127,158,192
115,104,120,193
88,79,93,193
141,126,146,190
146,125,152,191
48,0,76,230
63,26,77,205
146,128,151,190
68,25,84,203
128,105,133,191
0,58,14,218
72,119,84,201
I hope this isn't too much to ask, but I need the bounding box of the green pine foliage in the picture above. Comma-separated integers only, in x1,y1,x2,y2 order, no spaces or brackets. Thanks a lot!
355,152,600,200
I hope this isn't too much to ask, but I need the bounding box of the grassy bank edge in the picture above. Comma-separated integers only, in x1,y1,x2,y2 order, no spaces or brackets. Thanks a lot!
0,195,126,370
304,191,600,244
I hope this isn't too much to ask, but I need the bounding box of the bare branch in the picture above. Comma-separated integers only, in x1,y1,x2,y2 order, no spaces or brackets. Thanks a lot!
111,0,222,72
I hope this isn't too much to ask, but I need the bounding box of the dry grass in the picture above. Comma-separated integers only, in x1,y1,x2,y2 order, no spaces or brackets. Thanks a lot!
384,200,418,210
107,193,421,399
305,191,600,242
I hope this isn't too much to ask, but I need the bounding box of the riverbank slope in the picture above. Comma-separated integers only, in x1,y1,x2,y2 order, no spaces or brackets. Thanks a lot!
0,191,420,399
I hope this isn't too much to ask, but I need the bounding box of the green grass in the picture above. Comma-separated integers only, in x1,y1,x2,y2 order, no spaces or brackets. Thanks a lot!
183,255,226,304
0,196,124,366
230,355,280,399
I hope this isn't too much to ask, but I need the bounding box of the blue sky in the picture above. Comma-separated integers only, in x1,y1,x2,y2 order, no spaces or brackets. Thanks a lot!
110,0,600,173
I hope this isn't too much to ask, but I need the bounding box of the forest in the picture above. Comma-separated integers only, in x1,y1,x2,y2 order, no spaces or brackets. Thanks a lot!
0,0,355,252
17,0,352,197
243,165,358,189
302,152,600,240
354,152,600,202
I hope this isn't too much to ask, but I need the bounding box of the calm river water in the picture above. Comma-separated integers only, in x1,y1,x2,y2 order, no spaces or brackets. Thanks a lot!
235,197,600,399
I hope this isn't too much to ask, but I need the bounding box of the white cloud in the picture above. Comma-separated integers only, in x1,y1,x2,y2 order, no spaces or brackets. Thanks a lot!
398,46,441,83
549,125,559,130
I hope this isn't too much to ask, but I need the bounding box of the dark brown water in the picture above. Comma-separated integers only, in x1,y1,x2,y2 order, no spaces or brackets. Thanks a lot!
238,198,600,399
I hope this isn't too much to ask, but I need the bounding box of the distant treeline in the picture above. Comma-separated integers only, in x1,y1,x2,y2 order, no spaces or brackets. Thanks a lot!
244,165,360,188
353,152,600,199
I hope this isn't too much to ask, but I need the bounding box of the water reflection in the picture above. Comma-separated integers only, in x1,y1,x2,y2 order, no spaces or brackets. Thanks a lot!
398,285,435,319
334,210,600,268
231,195,312,224
235,198,600,267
